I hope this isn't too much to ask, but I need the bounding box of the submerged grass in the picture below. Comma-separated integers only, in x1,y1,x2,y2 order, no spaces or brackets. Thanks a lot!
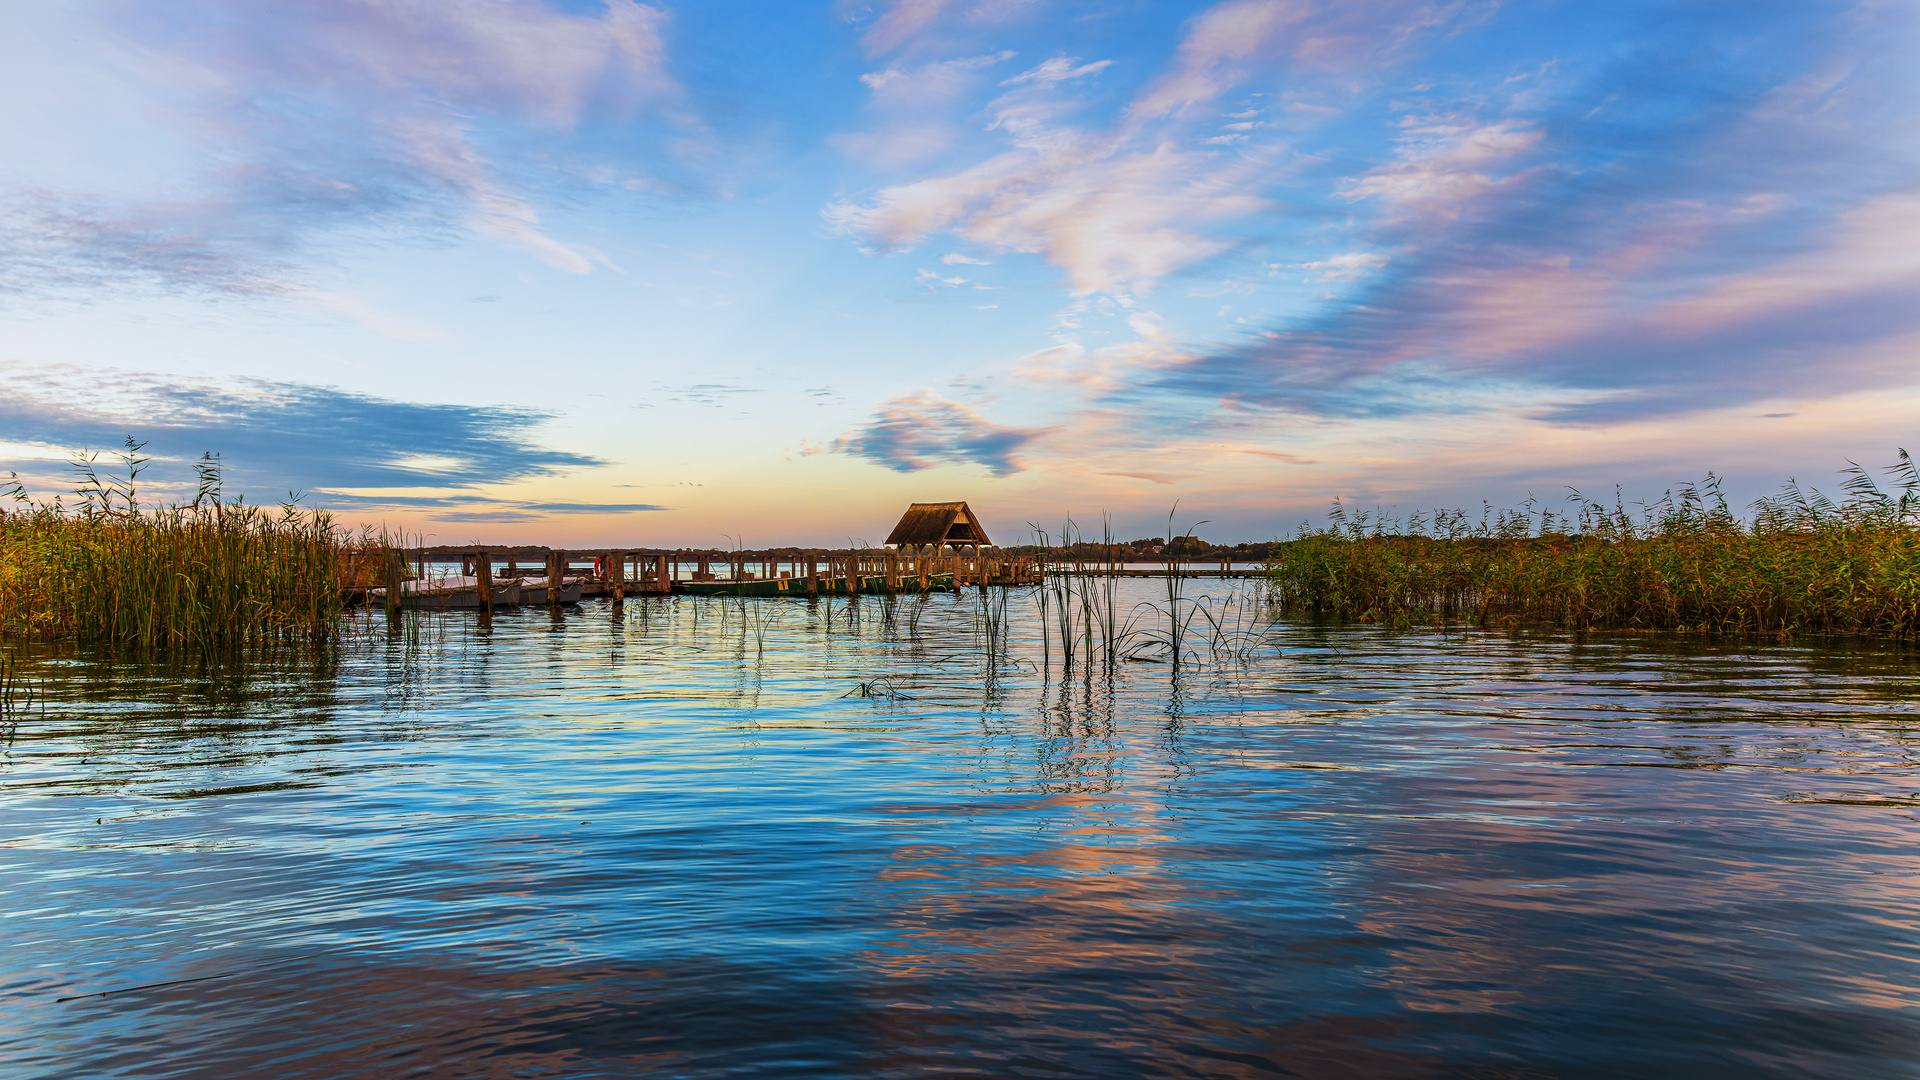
1,444,347,649
1269,453,1920,638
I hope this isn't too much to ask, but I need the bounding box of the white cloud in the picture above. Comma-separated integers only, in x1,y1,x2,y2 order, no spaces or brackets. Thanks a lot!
1341,119,1546,219
916,267,972,287
1002,57,1115,86
1295,251,1390,281
836,52,1016,169
862,0,962,56
828,135,1269,295
1129,0,1310,120
860,51,1015,96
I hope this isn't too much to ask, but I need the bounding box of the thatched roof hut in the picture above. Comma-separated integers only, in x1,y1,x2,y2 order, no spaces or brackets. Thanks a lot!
885,501,991,551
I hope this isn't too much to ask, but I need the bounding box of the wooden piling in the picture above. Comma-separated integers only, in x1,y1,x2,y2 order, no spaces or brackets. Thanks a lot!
385,548,402,619
475,548,494,612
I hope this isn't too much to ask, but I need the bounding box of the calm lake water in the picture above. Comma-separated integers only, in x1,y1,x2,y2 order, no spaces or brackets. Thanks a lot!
4,579,1918,1078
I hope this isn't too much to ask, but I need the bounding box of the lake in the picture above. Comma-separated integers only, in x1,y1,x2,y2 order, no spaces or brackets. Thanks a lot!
3,578,1917,1078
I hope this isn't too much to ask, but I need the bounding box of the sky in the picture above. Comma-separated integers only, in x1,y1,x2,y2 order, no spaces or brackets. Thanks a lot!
2,0,1917,548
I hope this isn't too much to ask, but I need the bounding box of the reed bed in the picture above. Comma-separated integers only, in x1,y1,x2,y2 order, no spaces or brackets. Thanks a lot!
1,446,347,648
1269,454,1920,638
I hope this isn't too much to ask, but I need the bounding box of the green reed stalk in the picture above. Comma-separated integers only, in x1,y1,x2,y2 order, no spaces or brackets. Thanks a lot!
1268,453,1920,638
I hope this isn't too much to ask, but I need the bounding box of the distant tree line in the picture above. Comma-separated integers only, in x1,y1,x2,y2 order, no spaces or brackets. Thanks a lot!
996,538,1280,561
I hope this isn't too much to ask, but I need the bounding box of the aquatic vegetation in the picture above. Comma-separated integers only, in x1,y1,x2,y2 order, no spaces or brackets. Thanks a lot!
0,444,346,648
1027,511,1278,667
1269,453,1920,638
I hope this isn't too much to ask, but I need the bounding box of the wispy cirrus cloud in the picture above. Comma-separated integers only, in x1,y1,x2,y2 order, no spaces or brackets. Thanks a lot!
827,0,1470,296
1119,5,1920,430
1125,0,1310,120
825,51,1270,294
856,0,1042,57
819,0,1920,527
1339,119,1548,221
833,51,1016,170
0,0,682,307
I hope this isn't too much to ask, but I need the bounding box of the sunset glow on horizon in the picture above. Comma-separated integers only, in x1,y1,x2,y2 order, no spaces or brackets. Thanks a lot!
3,0,1916,547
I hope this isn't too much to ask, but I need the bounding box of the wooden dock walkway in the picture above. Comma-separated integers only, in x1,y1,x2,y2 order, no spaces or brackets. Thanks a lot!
342,546,1265,610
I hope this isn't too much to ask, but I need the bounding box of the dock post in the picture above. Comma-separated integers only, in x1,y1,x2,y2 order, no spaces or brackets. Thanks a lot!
546,552,561,605
655,554,668,594
475,548,494,612
384,547,402,620
609,550,625,603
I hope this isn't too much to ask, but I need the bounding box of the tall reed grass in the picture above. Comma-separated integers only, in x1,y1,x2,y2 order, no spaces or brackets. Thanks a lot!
0,444,346,648
1269,454,1920,638
1027,510,1275,668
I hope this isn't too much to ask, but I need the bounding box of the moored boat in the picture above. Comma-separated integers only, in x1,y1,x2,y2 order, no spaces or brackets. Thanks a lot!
512,575,585,604
374,575,523,610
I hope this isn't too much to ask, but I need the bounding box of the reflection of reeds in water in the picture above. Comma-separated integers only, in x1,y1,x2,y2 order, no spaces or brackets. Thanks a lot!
1,650,40,741
1270,453,1920,638
1,444,344,648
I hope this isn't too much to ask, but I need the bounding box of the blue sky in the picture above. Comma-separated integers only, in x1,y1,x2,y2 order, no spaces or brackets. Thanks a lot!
2,0,1916,546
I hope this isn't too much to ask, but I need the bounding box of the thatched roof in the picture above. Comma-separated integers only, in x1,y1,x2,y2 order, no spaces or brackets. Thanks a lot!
885,501,992,548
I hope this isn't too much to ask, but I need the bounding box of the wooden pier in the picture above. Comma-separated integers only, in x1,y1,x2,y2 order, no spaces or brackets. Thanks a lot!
341,544,1268,612
342,547,1047,610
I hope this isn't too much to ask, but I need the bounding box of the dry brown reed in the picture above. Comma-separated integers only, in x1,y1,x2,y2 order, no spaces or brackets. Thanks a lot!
1269,454,1920,638
0,443,346,648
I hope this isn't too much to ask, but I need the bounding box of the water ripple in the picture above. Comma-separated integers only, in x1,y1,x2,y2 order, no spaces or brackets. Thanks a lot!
2,583,1917,1078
